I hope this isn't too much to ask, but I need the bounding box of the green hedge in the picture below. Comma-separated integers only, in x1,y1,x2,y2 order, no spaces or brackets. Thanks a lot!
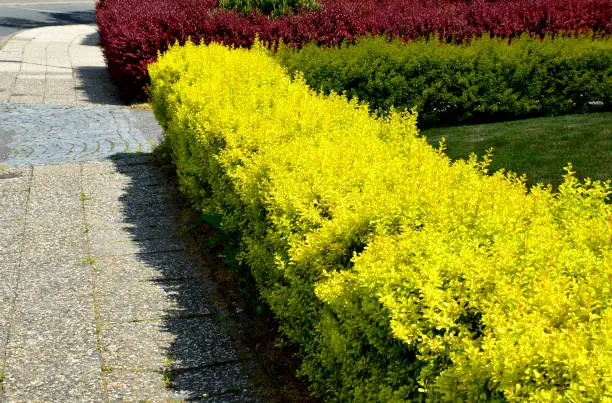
218,0,320,16
275,35,612,126
149,41,612,401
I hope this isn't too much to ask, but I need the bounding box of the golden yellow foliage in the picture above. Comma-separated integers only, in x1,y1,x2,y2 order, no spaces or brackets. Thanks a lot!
149,40,612,402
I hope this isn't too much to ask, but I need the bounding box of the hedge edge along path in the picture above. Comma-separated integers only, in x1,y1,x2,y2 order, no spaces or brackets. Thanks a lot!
149,41,612,401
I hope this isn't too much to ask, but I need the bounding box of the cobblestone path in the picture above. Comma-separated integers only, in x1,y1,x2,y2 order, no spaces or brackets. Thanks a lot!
0,104,159,166
0,25,260,401
0,25,159,167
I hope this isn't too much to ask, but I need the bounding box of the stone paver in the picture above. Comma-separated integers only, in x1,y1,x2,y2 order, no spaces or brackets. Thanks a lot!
0,25,163,167
0,159,260,402
0,103,161,166
0,24,119,105
0,23,260,402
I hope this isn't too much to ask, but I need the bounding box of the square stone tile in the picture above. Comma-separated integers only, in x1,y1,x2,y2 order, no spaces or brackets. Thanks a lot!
97,277,211,323
15,258,94,315
0,168,31,191
32,164,81,177
0,254,20,316
0,189,29,220
90,229,184,257
0,219,24,254
103,369,176,401
3,328,103,402
24,213,86,241
95,252,206,281
0,255,19,358
21,231,88,260
172,362,254,400
10,95,44,104
3,257,102,401
100,318,237,371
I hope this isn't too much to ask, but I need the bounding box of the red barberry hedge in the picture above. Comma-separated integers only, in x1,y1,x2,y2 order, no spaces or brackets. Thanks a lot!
96,0,611,101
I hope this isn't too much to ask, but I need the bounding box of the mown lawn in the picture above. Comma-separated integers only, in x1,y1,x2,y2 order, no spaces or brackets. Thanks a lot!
423,112,612,189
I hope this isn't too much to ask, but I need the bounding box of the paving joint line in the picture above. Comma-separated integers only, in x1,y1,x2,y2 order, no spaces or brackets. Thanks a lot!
7,36,29,104
79,164,110,402
42,40,50,103
0,166,33,401
68,29,81,105
92,248,186,258
101,313,216,326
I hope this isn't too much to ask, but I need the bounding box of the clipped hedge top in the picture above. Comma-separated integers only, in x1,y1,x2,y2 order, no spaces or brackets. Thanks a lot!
149,41,612,401
275,35,612,125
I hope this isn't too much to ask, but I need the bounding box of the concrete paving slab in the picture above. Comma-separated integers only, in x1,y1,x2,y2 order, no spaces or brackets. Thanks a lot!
0,190,28,219
23,220,86,241
10,94,44,103
24,208,83,228
0,75,17,96
32,162,81,176
0,168,31,195
90,235,184,258
2,350,104,401
89,192,172,215
88,224,181,245
80,159,120,176
172,362,256,400
3,257,102,400
108,153,160,167
97,277,211,323
27,191,81,210
0,25,123,107
15,257,93,303
84,182,167,206
0,316,9,373
21,231,88,260
43,95,75,105
103,369,176,401
13,78,45,90
101,318,237,371
199,391,262,402
0,254,19,317
83,179,160,201
27,195,82,214
95,252,206,282
84,209,174,229
0,219,24,254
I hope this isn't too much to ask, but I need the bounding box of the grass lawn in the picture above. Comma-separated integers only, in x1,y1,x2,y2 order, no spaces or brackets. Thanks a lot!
422,112,612,189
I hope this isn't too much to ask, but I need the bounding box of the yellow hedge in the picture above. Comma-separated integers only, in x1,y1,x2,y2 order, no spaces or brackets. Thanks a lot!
148,41,612,401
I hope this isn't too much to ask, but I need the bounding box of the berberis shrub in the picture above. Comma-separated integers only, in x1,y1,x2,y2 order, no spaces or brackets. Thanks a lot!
149,41,612,401
276,35,612,126
97,0,611,100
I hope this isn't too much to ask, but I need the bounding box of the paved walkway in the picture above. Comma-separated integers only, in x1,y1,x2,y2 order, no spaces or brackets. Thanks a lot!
0,25,259,401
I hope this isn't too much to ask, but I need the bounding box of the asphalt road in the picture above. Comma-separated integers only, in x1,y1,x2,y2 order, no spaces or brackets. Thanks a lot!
0,0,95,47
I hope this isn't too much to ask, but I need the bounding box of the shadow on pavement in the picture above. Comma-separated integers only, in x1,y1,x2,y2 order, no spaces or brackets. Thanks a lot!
107,153,259,401
72,31,125,105
74,65,124,105
0,10,95,29
80,31,99,46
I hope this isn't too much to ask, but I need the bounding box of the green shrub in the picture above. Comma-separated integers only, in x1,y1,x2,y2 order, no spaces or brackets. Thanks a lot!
149,40,612,401
219,0,320,16
275,35,612,126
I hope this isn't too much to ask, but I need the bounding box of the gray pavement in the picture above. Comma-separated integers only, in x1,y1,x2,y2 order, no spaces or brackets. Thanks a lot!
0,24,260,401
0,0,95,48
